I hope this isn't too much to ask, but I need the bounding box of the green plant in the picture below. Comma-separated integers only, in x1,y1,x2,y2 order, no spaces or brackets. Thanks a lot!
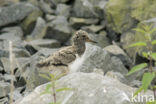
127,24,156,103
39,73,72,104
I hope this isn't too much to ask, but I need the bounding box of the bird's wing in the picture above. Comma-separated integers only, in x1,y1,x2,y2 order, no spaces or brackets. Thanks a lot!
37,46,76,67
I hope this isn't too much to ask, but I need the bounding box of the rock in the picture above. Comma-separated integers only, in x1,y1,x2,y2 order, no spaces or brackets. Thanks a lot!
16,72,153,104
1,57,29,73
0,49,9,57
105,0,136,33
26,17,47,41
1,26,23,39
72,0,107,18
45,14,56,22
21,6,42,35
56,4,71,17
69,43,128,75
2,74,16,82
53,0,70,4
38,0,54,14
0,0,19,7
120,31,136,58
69,17,99,29
8,88,23,102
104,45,132,67
0,97,8,104
37,48,58,56
82,25,104,33
27,39,61,49
45,16,72,44
0,81,10,98
0,3,39,27
87,31,111,48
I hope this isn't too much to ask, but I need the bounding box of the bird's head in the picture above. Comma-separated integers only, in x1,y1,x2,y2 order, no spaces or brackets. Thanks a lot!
72,30,97,44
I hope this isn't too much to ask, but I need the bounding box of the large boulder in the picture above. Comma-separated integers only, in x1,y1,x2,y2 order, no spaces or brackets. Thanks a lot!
0,3,39,27
69,43,128,75
16,72,153,104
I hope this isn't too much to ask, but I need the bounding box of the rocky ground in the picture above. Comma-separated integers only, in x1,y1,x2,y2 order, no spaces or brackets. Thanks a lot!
0,0,156,104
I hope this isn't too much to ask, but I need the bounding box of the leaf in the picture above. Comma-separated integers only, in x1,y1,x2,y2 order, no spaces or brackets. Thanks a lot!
142,72,155,92
49,73,55,80
151,53,156,60
133,28,146,34
149,28,156,35
127,63,148,75
152,40,156,45
142,52,148,58
56,88,72,93
45,84,53,91
129,42,147,48
39,74,51,80
55,73,66,80
133,87,144,97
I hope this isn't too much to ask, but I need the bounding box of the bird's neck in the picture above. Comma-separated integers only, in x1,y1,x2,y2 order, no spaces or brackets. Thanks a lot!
73,42,86,56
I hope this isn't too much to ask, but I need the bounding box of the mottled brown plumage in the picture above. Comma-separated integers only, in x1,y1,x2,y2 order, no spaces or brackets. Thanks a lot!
37,30,96,73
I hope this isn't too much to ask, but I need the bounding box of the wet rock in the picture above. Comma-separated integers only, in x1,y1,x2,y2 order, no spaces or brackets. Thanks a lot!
16,72,153,104
56,4,71,17
0,3,38,27
69,43,128,75
26,17,47,41
104,45,132,67
69,17,99,29
0,81,10,98
73,0,107,18
27,39,61,49
45,16,72,44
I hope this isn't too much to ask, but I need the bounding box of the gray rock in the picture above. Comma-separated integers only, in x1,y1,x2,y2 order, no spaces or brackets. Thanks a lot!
69,17,99,29
0,81,10,98
0,49,9,57
56,4,71,17
45,16,72,43
16,72,153,104
73,0,107,18
2,74,16,82
69,43,128,75
0,97,8,104
87,31,111,48
37,48,58,56
38,0,54,14
1,57,29,73
27,39,60,49
0,3,38,27
104,45,132,67
26,17,47,41
8,88,23,102
45,14,56,22
82,25,104,33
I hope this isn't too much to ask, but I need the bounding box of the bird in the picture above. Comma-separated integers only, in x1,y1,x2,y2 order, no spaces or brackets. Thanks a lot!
37,30,97,75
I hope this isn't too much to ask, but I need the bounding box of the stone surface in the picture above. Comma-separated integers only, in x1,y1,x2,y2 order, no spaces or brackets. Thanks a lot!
82,25,104,33
104,45,132,67
69,17,99,29
45,16,72,43
69,43,128,75
26,17,47,41
16,72,153,104
56,4,70,17
27,39,61,48
73,0,107,18
0,81,10,98
0,3,38,27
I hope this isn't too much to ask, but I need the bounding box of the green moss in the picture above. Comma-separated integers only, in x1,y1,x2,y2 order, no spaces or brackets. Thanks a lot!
105,0,135,33
131,0,156,21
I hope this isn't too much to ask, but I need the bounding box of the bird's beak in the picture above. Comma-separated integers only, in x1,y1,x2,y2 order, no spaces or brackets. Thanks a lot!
86,38,97,43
